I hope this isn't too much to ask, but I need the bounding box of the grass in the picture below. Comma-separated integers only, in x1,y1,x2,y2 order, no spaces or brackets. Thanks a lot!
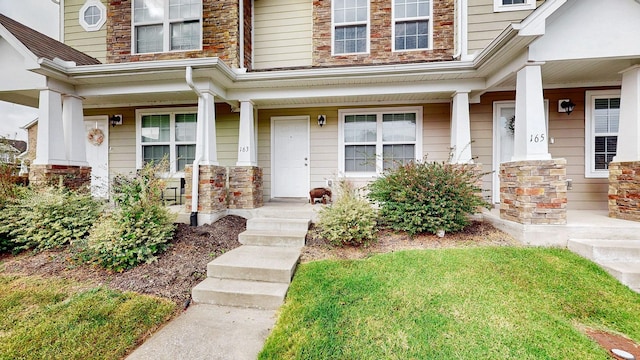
259,247,640,359
0,274,176,360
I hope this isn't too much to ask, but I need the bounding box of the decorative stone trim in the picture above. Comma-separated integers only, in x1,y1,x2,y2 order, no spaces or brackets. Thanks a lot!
228,166,263,209
184,165,228,213
608,161,640,222
500,159,567,225
29,164,91,192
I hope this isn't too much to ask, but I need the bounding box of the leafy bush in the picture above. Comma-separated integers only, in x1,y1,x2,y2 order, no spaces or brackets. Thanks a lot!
0,186,101,252
83,162,176,271
367,160,489,236
315,180,377,247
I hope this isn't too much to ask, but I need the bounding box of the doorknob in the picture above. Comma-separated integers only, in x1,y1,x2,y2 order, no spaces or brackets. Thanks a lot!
304,157,308,160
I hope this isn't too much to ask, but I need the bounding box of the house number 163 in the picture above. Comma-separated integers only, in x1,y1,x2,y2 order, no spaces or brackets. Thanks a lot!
530,134,545,143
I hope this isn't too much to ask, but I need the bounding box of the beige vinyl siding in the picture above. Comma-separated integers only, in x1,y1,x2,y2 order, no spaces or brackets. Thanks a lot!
471,89,610,211
253,0,313,70
64,0,107,62
467,0,544,55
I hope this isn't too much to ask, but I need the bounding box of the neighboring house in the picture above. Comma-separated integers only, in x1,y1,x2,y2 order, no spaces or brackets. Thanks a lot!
0,0,639,226
0,141,21,163
19,118,38,163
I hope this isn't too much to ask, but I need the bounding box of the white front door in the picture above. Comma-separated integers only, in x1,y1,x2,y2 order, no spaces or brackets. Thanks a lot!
84,116,109,198
271,116,310,198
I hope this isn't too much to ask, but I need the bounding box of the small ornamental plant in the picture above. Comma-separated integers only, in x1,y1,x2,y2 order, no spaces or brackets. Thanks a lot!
314,179,378,247
367,159,490,236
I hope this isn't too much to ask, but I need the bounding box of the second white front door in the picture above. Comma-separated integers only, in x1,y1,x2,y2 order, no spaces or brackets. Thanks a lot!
272,116,310,198
84,116,110,198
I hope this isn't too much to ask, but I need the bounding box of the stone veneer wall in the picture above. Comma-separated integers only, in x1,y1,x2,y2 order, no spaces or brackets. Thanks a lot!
29,164,91,191
500,159,567,225
313,0,454,67
228,166,263,209
107,0,241,67
184,165,227,213
608,161,640,222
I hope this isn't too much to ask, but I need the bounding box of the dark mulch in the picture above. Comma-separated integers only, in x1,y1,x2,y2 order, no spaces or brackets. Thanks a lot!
0,215,245,306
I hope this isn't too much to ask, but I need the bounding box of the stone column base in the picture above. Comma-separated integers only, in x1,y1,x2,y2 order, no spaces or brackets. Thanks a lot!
500,159,567,225
184,165,227,213
228,166,263,209
608,161,640,222
29,164,91,192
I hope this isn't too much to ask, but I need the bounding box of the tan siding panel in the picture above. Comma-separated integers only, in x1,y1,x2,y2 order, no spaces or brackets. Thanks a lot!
253,0,313,70
64,0,107,62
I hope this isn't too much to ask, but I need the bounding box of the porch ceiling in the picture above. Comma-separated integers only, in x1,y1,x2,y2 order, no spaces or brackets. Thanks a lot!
490,58,639,90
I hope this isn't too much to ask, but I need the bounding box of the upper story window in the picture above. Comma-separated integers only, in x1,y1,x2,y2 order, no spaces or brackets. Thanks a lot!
585,90,620,178
332,0,369,55
338,107,423,177
493,0,535,12
133,0,202,54
79,0,107,32
393,0,432,51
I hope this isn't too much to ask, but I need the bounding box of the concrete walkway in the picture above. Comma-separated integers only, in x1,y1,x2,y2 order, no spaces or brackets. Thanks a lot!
126,304,276,360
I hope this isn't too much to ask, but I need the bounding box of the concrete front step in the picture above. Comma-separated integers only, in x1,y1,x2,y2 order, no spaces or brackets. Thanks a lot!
598,261,640,292
568,239,640,262
207,246,301,283
192,277,289,310
247,217,310,232
239,229,307,247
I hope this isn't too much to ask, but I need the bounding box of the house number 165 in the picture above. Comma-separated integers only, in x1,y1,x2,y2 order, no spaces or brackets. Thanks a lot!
530,134,545,143
239,146,250,152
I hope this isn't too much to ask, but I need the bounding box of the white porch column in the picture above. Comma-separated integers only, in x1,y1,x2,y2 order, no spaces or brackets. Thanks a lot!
236,100,257,166
62,94,89,166
512,63,551,161
450,91,473,163
199,91,219,166
613,65,640,162
34,89,66,165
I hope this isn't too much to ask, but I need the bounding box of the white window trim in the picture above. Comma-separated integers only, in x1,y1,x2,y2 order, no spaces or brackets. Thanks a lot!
135,107,197,176
493,0,535,12
131,0,203,54
331,0,370,56
391,0,433,52
79,0,107,32
338,106,423,178
585,89,621,178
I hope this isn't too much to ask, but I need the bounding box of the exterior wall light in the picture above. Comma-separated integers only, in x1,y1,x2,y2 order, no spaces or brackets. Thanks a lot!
559,99,576,115
317,115,327,127
109,114,123,127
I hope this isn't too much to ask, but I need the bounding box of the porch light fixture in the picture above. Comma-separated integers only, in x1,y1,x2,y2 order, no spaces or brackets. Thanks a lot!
317,115,327,127
559,99,576,115
109,114,123,127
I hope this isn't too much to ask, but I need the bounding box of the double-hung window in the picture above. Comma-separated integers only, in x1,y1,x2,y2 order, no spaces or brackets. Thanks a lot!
339,107,422,176
133,0,201,54
137,109,197,173
493,0,535,12
332,0,369,55
585,90,620,178
393,0,431,51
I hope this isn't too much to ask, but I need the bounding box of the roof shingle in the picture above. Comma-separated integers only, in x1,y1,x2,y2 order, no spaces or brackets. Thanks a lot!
0,13,101,66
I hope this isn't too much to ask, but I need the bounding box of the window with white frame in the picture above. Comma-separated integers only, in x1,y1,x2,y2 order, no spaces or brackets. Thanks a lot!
133,0,201,54
137,109,197,173
493,0,535,12
332,0,369,55
393,0,431,51
79,0,107,32
585,90,620,178
339,107,422,176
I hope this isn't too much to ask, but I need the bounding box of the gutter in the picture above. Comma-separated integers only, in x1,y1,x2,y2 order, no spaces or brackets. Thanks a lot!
185,66,204,226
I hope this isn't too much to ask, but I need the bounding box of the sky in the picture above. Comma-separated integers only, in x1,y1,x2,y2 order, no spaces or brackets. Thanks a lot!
0,0,60,141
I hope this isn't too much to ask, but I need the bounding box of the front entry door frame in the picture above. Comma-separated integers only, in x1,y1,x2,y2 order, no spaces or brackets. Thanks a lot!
271,116,310,198
84,115,109,198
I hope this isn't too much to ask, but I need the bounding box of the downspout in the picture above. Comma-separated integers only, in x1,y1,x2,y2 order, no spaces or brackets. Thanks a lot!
452,0,467,60
186,66,203,226
238,0,246,72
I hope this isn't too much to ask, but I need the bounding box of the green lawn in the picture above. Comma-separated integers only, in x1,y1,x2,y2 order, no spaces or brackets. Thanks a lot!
0,275,176,360
260,247,640,359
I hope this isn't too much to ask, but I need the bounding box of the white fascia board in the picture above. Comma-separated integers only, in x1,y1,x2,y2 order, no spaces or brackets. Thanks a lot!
518,0,567,37
0,25,40,69
228,78,486,101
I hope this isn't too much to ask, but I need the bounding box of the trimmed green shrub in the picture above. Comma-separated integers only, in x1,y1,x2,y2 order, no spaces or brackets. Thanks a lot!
83,162,176,271
0,186,101,251
315,180,377,247
367,160,490,236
